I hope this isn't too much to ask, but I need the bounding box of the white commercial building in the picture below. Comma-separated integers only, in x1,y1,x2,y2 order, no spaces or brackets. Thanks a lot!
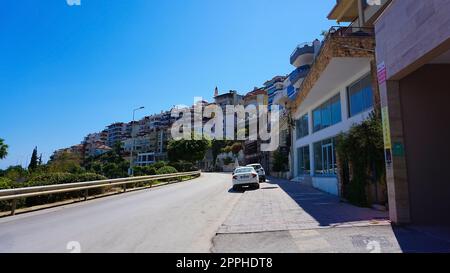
292,60,375,196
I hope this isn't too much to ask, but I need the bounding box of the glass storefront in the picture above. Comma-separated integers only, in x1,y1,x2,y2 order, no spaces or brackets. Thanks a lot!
312,94,341,132
297,145,310,176
313,137,338,176
347,74,373,117
296,114,309,139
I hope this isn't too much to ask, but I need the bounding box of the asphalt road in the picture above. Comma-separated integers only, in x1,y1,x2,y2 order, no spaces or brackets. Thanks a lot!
0,173,239,253
2,172,449,253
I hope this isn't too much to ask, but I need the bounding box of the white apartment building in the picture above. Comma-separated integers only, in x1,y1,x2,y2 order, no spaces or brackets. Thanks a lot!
292,66,375,195
291,25,379,196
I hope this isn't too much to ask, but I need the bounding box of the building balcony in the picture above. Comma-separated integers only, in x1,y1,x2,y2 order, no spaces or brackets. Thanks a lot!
293,26,376,112
328,0,359,23
328,0,390,26
289,65,311,87
290,42,315,67
327,25,375,39
272,89,287,106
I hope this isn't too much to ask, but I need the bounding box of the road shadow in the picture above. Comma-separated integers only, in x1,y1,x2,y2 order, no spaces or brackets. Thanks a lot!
390,225,450,253
266,177,388,227
266,177,450,252
228,186,259,193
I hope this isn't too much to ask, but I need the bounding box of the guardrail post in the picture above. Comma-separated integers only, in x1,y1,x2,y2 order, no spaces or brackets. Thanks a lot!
84,189,88,201
11,199,17,216
123,184,127,193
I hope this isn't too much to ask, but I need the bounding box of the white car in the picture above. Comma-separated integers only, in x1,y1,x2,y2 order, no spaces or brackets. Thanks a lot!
246,164,266,182
232,167,260,191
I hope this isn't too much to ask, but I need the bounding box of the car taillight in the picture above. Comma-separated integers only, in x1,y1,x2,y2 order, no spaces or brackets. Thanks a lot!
252,173,257,178
233,175,238,179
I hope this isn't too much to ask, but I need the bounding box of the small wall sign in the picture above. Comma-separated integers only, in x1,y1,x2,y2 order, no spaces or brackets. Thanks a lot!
392,142,405,157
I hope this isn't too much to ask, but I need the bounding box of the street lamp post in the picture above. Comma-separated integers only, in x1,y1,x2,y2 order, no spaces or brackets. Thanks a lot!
129,106,145,176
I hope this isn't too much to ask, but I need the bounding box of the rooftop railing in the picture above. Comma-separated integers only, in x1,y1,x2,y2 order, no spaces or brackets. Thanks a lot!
290,42,315,65
327,26,375,39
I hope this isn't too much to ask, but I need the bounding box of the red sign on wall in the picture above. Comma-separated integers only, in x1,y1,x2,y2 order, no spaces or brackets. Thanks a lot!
377,62,387,85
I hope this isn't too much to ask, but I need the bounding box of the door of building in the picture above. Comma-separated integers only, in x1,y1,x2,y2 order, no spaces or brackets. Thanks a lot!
321,143,334,175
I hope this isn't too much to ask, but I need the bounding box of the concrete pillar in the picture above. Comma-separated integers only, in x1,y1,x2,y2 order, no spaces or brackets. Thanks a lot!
308,110,315,177
357,0,365,27
379,80,411,224
309,143,315,177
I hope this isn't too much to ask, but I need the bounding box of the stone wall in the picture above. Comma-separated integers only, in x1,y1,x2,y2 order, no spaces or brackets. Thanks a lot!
375,0,450,80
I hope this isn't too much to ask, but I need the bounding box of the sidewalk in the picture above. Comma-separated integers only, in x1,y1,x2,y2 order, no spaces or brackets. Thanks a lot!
217,177,389,234
212,177,450,253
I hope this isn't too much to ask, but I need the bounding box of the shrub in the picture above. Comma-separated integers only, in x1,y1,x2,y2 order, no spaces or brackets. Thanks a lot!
75,173,108,183
0,178,14,211
149,161,167,170
336,112,385,207
24,172,107,208
133,166,157,176
272,149,288,172
231,142,243,155
156,166,178,175
133,166,146,176
27,172,78,187
170,161,197,172
3,165,28,182
0,177,12,189
222,146,232,154
101,161,129,179
223,157,234,165
26,172,106,186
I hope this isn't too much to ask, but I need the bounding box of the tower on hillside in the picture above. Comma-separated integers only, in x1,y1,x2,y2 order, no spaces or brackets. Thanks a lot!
214,86,219,97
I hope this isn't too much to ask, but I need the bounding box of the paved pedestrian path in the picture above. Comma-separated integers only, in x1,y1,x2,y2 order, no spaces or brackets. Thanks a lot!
217,177,389,234
213,177,450,253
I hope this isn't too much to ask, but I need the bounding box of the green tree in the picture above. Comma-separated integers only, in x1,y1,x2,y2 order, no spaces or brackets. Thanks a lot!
3,165,28,182
231,142,243,157
48,151,83,174
0,138,8,160
167,138,211,164
211,140,232,167
156,166,178,175
272,149,288,172
38,154,43,166
336,112,385,206
28,147,38,171
82,141,130,179
113,141,124,155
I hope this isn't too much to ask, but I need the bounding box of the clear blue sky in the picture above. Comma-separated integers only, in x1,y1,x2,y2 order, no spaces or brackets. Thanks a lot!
0,0,336,169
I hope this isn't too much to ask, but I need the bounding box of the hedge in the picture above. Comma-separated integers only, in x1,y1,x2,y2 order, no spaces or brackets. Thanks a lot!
169,161,197,172
23,172,107,209
156,166,178,175
133,166,157,176
0,177,12,190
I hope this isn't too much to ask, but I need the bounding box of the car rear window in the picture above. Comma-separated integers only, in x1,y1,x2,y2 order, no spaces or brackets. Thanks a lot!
248,165,261,169
235,168,254,173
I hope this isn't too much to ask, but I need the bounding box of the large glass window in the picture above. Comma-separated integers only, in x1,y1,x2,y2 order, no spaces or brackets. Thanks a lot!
313,137,338,176
296,114,309,139
347,74,374,117
297,146,310,176
312,94,341,132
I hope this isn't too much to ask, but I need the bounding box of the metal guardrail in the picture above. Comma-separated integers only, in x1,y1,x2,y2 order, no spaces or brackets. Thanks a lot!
0,171,201,216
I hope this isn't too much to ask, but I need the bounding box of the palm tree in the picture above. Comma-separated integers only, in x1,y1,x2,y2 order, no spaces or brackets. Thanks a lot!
0,138,8,160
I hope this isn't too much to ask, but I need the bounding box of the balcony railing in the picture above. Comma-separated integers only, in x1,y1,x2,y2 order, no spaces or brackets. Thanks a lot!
290,42,315,65
289,65,311,84
326,26,375,39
